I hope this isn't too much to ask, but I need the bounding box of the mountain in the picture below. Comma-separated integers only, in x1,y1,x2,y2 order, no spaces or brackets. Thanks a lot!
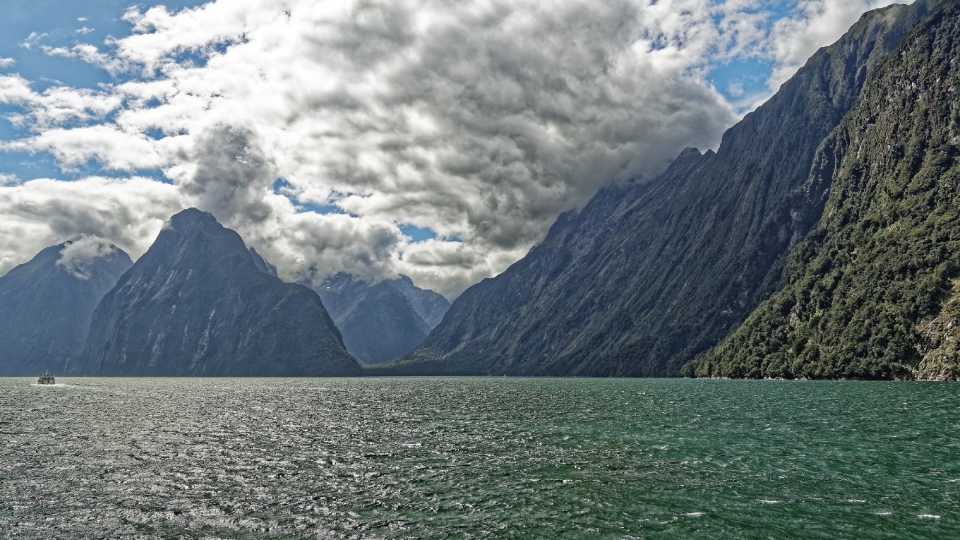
313,273,449,364
73,208,361,376
385,1,936,377
692,0,960,380
0,240,132,376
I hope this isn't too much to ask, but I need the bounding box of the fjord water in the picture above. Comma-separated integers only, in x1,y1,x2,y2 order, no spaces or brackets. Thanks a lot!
1,378,957,538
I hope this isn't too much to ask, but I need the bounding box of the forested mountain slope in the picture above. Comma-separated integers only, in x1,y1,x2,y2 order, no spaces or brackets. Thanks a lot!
693,1,960,380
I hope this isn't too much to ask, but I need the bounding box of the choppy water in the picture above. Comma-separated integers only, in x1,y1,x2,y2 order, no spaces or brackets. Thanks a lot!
1,378,958,539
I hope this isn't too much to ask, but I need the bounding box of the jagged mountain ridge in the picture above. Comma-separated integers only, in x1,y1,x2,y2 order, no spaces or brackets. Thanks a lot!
384,0,936,377
0,241,132,376
73,208,361,376
693,0,960,380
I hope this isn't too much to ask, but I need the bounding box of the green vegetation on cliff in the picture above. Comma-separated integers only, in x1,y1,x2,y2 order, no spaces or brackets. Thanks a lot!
693,1,960,380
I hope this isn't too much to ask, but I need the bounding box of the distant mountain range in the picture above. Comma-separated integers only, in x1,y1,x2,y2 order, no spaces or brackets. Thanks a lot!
312,273,449,365
2,0,957,380
0,209,446,376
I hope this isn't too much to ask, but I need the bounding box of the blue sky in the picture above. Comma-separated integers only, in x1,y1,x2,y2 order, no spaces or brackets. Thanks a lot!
0,0,213,89
705,0,792,103
0,0,209,181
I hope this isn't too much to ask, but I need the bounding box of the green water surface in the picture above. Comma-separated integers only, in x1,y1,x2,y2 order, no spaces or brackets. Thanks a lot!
1,378,957,538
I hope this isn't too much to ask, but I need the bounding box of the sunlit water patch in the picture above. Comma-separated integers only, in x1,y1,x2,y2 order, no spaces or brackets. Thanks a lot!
1,378,958,538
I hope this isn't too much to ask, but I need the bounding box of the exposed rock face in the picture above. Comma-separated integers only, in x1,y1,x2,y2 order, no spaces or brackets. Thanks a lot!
388,1,934,377
0,240,132,376
313,273,445,364
74,208,361,376
695,0,960,380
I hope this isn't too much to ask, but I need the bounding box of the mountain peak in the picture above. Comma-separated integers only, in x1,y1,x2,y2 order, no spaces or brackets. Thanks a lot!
308,273,450,364
168,207,218,227
56,237,124,281
675,147,702,160
75,211,361,376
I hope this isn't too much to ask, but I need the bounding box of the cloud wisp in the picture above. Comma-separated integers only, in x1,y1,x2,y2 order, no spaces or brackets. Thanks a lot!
56,235,118,279
0,0,905,297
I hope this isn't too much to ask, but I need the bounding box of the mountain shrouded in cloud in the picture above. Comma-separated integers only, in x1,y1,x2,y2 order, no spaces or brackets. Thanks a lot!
0,238,132,376
0,0,905,297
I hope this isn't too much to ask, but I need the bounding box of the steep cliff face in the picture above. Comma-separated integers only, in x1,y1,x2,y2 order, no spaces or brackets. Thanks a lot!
0,241,132,376
694,1,960,380
74,208,361,376
314,273,440,364
389,1,934,377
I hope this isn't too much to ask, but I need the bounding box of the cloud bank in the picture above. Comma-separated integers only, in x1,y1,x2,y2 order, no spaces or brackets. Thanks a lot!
0,0,905,298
